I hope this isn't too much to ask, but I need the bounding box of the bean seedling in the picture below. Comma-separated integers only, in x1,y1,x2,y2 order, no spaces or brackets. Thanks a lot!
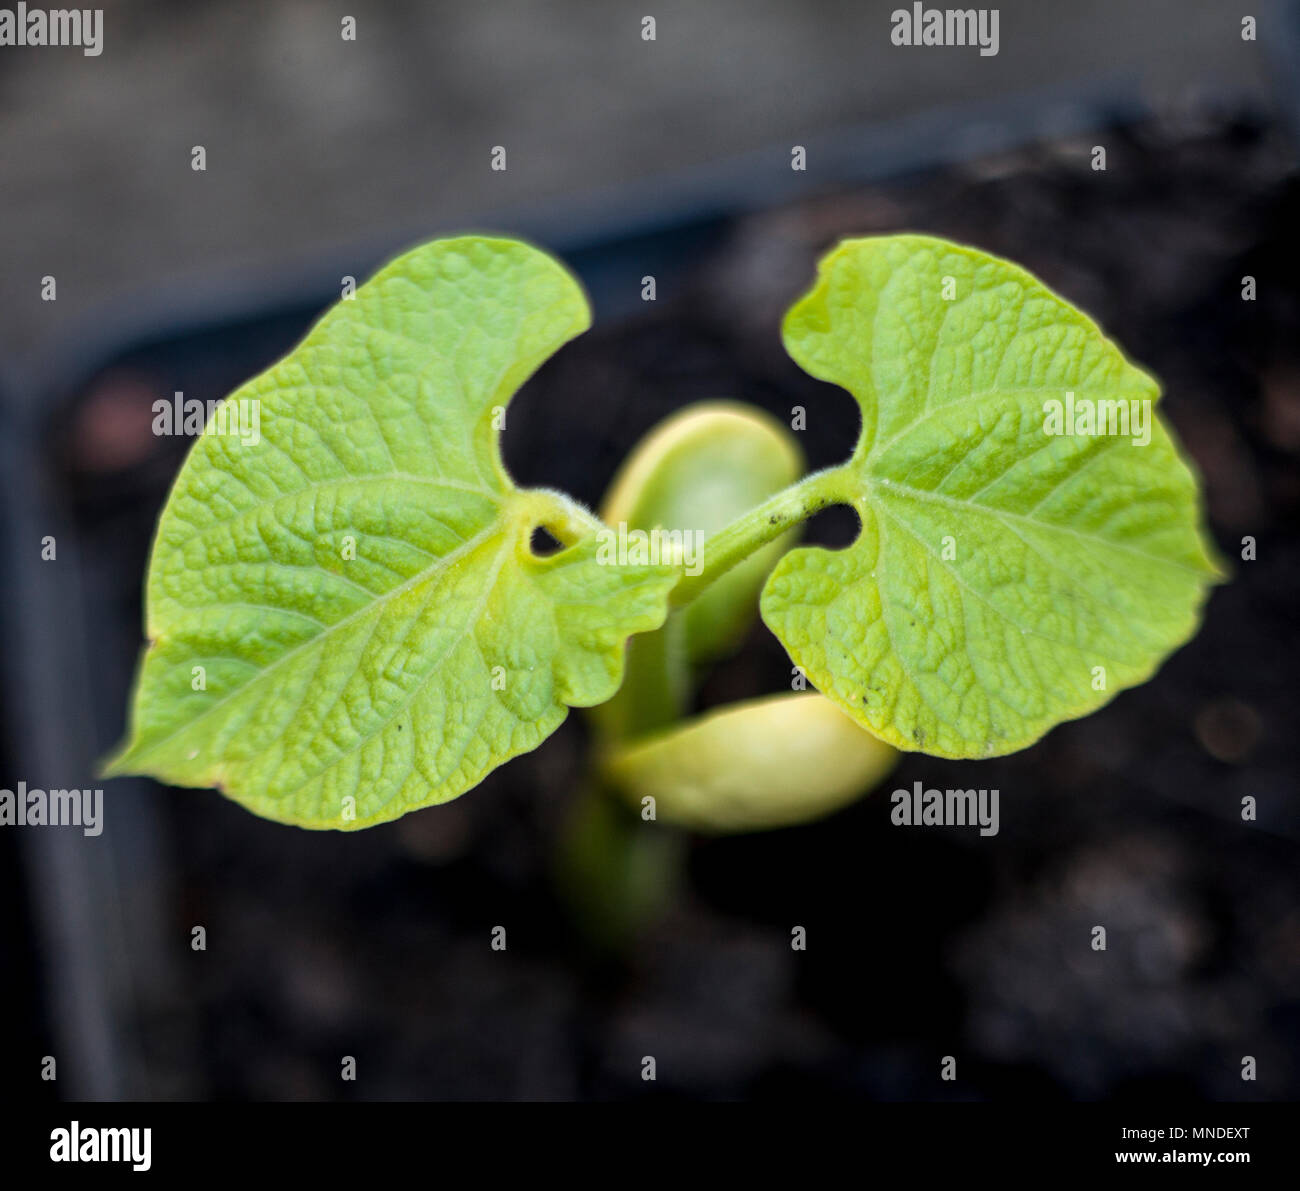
106,234,1220,836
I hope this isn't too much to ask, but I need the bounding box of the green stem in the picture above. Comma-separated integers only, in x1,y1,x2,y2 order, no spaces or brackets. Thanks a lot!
592,608,690,742
524,465,853,610
553,776,686,953
669,466,851,607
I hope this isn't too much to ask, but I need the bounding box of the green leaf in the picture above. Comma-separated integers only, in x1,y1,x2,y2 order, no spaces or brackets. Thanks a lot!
762,235,1222,759
602,693,898,833
106,236,678,829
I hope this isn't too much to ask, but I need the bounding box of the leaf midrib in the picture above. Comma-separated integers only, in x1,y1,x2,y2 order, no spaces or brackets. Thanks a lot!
124,517,509,770
861,472,1209,580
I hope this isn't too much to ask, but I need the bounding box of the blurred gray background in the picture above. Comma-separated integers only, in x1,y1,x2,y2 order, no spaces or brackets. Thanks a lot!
0,0,1284,369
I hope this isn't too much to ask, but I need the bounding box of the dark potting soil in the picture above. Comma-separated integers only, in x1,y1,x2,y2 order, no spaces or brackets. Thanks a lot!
45,107,1300,1100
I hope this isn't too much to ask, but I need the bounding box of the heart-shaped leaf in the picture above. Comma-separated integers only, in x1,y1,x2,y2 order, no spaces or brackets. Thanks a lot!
762,236,1222,758
107,236,678,828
